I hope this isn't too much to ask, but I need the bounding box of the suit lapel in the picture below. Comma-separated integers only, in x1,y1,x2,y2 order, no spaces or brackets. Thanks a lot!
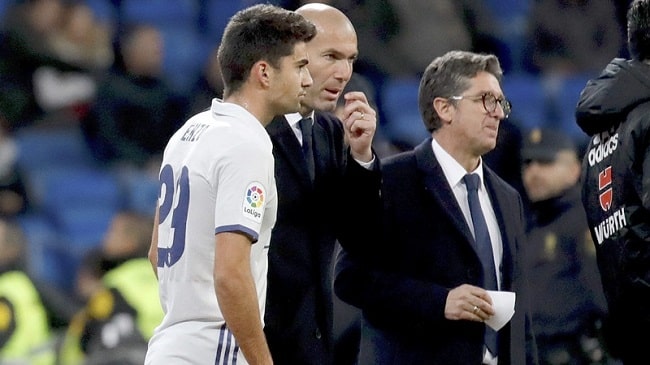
414,140,475,246
266,115,313,186
414,139,518,288
483,169,516,287
312,114,329,177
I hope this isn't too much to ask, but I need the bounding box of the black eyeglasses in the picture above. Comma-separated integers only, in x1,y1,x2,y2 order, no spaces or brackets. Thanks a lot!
449,93,512,119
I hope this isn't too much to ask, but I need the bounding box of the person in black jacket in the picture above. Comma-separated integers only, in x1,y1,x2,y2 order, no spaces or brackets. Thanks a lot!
521,128,609,365
335,50,537,365
264,3,379,364
576,1,650,363
81,24,188,172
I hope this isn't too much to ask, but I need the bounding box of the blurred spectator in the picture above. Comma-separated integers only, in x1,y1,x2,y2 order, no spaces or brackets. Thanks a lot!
49,1,114,71
0,0,86,129
522,0,622,147
0,114,29,218
334,72,399,158
0,218,55,364
525,0,623,76
330,0,503,151
614,0,634,58
32,0,114,118
188,45,223,116
483,116,526,199
80,24,189,174
333,0,501,79
74,246,105,304
520,128,611,365
59,210,162,365
481,0,534,73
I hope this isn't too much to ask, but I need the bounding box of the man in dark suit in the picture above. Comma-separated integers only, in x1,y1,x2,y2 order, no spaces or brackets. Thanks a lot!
335,50,538,365
264,3,378,364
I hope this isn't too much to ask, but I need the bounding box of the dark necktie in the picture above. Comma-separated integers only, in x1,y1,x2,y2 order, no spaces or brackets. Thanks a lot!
298,117,315,181
463,173,498,356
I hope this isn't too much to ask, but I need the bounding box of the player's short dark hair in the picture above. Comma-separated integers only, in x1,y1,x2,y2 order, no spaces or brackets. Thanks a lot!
217,4,316,96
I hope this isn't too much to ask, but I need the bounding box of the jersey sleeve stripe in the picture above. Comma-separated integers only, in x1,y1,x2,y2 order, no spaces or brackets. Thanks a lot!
215,225,259,243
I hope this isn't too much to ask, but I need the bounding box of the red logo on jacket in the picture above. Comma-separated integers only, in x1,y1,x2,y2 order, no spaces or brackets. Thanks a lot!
598,166,612,212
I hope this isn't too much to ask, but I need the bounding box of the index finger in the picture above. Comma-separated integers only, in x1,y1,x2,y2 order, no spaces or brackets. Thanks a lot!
343,91,369,105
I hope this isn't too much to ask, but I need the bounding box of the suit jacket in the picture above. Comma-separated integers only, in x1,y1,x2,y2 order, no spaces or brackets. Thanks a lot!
264,112,377,364
335,138,538,365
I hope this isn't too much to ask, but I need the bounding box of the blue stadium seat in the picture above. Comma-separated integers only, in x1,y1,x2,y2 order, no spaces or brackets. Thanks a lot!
14,126,95,174
22,167,123,292
57,206,116,249
26,167,123,263
380,77,428,149
555,73,592,145
199,0,250,44
25,166,121,214
160,26,207,95
35,167,122,214
0,1,14,21
84,0,117,24
120,171,160,216
198,0,285,44
483,0,532,72
502,72,548,134
16,213,71,291
120,0,198,28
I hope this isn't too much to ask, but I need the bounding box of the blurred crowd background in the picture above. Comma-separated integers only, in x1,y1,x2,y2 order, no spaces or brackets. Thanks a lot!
0,0,630,363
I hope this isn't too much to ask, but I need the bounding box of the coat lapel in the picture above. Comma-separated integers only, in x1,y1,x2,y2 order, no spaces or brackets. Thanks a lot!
312,116,327,177
413,139,520,291
266,115,313,187
414,139,475,246
483,169,516,288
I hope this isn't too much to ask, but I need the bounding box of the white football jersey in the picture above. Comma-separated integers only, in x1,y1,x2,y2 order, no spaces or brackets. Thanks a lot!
145,99,277,364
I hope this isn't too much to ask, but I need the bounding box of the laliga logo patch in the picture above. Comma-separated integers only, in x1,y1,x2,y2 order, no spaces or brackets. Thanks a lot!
243,182,265,223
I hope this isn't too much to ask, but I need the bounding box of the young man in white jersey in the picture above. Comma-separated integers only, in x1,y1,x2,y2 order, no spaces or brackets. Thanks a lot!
144,4,316,365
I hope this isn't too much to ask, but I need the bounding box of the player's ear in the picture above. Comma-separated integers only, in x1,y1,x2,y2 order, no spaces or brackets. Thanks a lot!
252,60,271,88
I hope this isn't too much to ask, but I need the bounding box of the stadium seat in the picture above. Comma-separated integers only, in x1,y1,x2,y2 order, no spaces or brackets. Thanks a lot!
120,0,198,28
84,0,117,24
554,73,592,145
199,0,251,44
56,206,116,250
25,166,121,213
502,72,548,134
24,167,123,292
14,126,95,174
17,213,70,290
26,166,123,266
120,171,160,216
483,0,532,72
380,77,428,149
0,1,14,21
160,26,207,95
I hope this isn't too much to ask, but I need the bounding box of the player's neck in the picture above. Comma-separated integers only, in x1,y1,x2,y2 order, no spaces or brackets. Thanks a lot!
225,93,272,126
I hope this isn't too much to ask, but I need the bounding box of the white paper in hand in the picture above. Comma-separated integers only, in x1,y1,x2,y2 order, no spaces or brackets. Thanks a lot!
485,290,515,331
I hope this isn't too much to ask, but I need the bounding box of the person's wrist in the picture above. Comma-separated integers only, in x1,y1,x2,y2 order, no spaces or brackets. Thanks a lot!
351,149,373,163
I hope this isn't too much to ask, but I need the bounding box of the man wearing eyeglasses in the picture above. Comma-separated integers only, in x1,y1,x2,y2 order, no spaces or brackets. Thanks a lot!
334,50,538,364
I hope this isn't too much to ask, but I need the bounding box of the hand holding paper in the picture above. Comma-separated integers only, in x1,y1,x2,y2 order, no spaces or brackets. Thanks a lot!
485,290,516,331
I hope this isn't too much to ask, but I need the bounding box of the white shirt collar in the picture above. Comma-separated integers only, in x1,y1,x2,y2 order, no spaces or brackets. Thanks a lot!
286,111,315,129
211,98,262,130
286,111,315,145
431,137,485,190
